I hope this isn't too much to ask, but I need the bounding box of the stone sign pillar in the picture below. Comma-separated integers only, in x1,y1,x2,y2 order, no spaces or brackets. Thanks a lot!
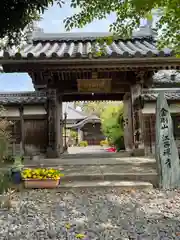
155,92,180,189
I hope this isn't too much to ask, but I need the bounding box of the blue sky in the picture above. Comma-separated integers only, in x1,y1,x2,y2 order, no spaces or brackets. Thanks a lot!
0,2,118,92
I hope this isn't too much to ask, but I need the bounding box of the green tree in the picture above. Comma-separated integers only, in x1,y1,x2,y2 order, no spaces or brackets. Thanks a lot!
100,102,124,150
0,0,64,47
80,102,106,117
64,0,180,54
79,101,120,117
0,0,179,53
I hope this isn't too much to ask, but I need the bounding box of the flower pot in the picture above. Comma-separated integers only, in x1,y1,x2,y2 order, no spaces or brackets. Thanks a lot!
11,171,22,184
24,179,60,189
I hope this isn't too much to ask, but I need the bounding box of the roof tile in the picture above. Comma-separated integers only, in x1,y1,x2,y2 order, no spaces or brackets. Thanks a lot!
153,70,180,83
142,90,180,101
0,91,46,104
0,31,173,59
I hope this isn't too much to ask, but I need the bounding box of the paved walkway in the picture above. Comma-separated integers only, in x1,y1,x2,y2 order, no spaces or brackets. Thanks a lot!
67,145,106,154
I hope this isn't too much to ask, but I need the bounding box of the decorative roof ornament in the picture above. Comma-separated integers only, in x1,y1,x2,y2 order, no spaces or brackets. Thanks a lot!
26,21,43,43
32,21,43,37
133,13,157,39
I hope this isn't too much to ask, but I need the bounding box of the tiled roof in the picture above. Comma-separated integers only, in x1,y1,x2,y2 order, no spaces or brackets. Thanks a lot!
0,91,46,104
69,115,101,129
153,70,180,84
63,103,87,120
142,89,180,101
0,28,173,59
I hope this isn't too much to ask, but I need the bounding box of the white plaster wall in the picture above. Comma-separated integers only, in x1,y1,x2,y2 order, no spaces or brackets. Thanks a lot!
0,105,46,117
142,103,180,114
24,106,46,115
0,106,20,117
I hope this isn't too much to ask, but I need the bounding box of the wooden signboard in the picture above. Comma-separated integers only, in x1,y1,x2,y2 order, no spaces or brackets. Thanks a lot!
77,78,112,93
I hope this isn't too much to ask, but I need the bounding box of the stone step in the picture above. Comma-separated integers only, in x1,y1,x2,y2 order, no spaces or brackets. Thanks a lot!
24,157,156,168
61,151,131,159
61,172,158,187
59,180,153,189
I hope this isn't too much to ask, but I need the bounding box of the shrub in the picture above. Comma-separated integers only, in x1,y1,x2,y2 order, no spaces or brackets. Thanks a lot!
79,141,88,147
113,136,125,152
3,155,15,164
100,103,124,151
0,108,14,196
0,169,12,194
0,107,12,163
100,139,109,146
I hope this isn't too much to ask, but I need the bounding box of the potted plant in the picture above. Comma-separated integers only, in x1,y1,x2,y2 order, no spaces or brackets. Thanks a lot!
21,168,64,189
11,156,24,184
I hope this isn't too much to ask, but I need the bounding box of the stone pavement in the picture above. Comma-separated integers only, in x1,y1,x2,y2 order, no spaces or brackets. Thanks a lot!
67,145,106,154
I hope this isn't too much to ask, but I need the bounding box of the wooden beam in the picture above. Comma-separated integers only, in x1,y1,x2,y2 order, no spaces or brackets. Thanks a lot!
19,105,25,155
62,93,124,102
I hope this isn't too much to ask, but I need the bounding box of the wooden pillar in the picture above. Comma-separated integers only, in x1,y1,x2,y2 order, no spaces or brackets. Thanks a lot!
19,105,25,155
131,82,144,150
46,89,57,158
123,93,133,151
46,89,64,157
58,95,63,154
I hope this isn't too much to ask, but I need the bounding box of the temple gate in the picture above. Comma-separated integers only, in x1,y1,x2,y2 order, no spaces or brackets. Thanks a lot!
0,27,179,157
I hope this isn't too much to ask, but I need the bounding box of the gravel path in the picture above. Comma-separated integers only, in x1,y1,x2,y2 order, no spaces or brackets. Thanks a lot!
1,189,180,239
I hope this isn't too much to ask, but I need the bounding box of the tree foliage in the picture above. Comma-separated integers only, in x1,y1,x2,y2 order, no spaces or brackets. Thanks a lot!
79,101,120,117
0,0,64,47
100,102,124,149
79,102,106,117
79,101,125,148
64,0,180,54
0,0,179,54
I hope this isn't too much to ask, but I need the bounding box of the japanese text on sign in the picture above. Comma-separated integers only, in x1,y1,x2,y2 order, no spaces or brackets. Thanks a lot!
77,78,111,93
160,108,171,168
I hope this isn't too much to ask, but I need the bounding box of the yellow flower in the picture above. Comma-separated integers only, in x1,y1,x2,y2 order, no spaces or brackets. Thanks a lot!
65,223,71,229
75,233,86,239
21,167,64,180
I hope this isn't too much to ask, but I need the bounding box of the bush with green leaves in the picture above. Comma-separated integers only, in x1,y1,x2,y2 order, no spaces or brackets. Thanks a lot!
79,141,88,147
101,103,125,151
0,108,12,163
0,170,12,194
0,107,13,194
